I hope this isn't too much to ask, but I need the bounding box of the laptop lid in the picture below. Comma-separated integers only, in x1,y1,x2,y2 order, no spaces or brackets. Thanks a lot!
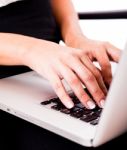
93,43,127,146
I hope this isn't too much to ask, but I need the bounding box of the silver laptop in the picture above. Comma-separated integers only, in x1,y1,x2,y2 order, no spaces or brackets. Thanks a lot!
0,43,127,147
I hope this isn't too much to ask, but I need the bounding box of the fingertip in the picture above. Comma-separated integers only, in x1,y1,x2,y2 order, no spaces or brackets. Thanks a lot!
66,100,74,109
86,100,96,109
99,99,105,108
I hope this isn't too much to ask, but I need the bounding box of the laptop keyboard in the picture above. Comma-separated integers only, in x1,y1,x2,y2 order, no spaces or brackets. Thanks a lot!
40,90,102,126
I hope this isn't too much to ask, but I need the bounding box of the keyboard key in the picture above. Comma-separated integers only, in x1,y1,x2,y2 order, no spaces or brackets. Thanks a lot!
60,108,71,114
75,103,85,109
92,110,102,117
70,109,84,118
82,109,93,115
70,107,80,113
41,100,51,105
80,114,98,122
51,105,61,111
69,93,79,104
69,93,76,99
50,98,59,104
40,91,102,125
90,119,99,125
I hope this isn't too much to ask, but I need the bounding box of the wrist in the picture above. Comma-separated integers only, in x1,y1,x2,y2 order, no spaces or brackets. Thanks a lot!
64,31,88,48
16,36,39,66
21,38,59,68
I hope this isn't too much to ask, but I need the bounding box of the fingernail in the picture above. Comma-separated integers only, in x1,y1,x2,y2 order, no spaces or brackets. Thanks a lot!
100,99,105,108
66,101,74,109
87,100,96,109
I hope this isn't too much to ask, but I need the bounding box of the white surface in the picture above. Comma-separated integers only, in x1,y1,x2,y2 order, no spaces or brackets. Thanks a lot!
79,19,127,50
72,0,127,13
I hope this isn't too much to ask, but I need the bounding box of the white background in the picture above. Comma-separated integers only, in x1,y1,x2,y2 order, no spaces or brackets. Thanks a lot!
71,0,127,49
72,0,127,12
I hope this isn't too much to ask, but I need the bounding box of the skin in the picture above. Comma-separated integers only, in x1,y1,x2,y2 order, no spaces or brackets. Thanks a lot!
0,0,121,109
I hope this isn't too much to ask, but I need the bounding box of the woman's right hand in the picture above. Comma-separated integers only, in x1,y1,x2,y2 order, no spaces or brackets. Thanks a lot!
23,39,106,109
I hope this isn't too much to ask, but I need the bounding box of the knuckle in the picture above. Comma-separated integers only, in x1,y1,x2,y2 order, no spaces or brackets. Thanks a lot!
69,76,79,86
76,50,84,56
94,69,101,79
71,53,78,60
102,63,111,70
93,88,101,95
85,72,95,82
93,88,104,98
61,53,70,62
70,49,81,58
65,53,78,62
66,53,72,60
79,91,87,101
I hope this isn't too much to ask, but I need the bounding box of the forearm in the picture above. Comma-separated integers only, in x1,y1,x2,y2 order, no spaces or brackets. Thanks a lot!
0,33,32,65
51,0,85,45
0,33,54,66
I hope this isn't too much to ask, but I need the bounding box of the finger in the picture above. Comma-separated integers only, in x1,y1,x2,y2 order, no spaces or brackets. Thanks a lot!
106,42,122,62
81,55,107,95
57,63,96,109
48,70,74,109
95,48,112,85
65,56,105,108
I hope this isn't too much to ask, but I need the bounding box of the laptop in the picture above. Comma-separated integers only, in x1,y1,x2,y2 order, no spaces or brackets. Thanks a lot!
0,42,127,147
0,18,127,147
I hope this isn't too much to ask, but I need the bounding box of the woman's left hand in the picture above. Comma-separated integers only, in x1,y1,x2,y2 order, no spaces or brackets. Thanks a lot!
66,35,121,87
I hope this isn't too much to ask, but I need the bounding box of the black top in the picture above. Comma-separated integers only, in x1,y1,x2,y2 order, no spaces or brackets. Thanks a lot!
0,0,61,78
0,0,61,41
